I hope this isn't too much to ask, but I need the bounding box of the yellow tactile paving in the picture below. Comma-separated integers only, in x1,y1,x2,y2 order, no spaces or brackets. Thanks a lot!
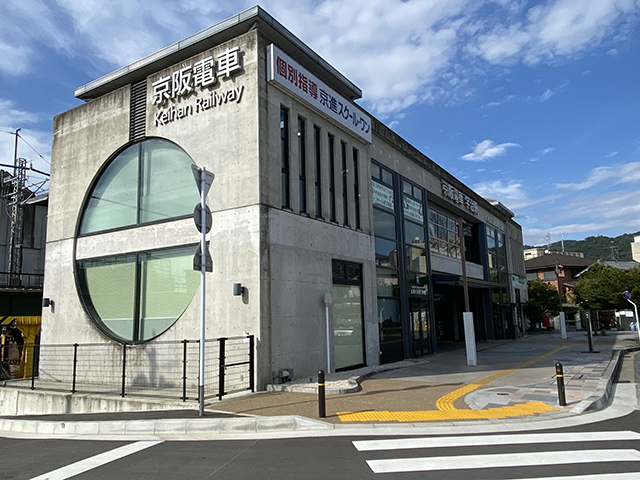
436,345,569,411
337,401,558,422
338,345,569,422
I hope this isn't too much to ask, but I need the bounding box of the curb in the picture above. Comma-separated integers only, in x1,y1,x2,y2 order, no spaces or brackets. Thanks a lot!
571,346,640,414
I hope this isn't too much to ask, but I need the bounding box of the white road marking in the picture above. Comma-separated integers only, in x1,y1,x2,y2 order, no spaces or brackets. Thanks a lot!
516,474,640,480
354,430,640,451
29,440,164,480
366,449,640,474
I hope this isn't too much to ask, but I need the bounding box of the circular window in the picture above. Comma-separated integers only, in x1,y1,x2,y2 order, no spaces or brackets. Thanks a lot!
75,138,201,343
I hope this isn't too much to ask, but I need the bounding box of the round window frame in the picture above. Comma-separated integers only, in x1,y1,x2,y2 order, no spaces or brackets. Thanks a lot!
73,137,200,344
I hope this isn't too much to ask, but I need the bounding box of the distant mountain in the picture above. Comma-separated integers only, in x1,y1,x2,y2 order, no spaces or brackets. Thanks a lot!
526,232,640,261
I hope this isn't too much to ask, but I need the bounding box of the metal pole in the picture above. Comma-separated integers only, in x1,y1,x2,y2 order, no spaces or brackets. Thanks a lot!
218,337,226,401
318,370,326,418
121,343,127,398
626,298,640,343
555,362,566,406
198,168,207,416
13,128,20,177
182,339,188,402
72,343,78,393
586,312,594,352
325,304,331,374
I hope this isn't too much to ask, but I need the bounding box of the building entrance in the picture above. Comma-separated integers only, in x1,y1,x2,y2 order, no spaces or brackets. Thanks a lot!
410,300,431,356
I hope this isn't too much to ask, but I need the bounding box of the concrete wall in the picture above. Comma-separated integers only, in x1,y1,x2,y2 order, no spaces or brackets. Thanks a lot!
42,32,264,384
258,32,378,380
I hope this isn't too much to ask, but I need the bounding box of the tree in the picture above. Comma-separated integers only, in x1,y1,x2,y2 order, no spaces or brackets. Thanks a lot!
524,279,561,329
573,263,637,310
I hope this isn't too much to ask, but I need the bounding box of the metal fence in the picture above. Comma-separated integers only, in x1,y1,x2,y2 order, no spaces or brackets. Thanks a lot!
0,272,44,288
0,335,254,402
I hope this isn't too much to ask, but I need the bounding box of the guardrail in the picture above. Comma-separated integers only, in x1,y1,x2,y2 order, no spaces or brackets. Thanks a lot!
0,335,254,402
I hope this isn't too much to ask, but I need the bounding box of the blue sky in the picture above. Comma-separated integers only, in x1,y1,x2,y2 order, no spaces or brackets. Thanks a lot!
1,0,639,246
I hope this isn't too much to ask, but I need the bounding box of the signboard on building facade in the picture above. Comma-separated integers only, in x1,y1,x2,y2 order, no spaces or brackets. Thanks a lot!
267,44,372,143
150,46,245,127
441,180,478,215
403,197,423,223
372,180,394,210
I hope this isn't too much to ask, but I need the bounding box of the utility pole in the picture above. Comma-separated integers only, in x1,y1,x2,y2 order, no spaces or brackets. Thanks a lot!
6,130,25,285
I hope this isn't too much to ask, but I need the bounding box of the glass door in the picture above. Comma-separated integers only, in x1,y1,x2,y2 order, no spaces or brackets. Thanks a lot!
410,300,431,356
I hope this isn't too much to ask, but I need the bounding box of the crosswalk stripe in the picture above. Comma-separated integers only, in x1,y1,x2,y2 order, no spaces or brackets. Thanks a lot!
29,441,163,480
354,431,640,452
366,449,640,474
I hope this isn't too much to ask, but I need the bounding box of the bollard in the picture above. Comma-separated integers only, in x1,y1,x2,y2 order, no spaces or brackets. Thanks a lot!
318,370,326,418
555,362,566,406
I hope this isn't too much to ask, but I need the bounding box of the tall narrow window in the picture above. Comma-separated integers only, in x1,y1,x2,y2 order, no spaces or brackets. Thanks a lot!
353,147,360,230
328,134,336,222
341,141,349,227
298,117,307,214
314,126,322,219
280,107,290,209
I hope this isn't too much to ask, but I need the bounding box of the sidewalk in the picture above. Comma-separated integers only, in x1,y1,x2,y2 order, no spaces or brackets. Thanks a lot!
214,330,638,423
0,331,638,439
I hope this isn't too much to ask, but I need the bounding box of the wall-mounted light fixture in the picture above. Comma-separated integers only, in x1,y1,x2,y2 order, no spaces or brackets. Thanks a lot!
43,298,55,308
233,283,246,296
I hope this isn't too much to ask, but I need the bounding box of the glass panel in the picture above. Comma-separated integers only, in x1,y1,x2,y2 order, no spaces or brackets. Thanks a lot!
407,271,429,297
376,267,399,297
381,168,393,186
428,209,438,225
414,188,422,201
405,245,428,273
377,297,403,364
139,247,200,341
405,221,425,246
79,254,137,340
438,213,448,227
373,208,397,240
448,218,457,231
140,139,200,223
371,163,380,180
375,238,398,268
332,284,364,370
402,181,412,195
80,145,139,234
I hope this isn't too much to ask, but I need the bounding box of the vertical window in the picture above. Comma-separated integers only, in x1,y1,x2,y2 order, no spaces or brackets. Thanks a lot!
353,147,360,230
314,126,322,219
341,141,349,227
298,117,307,214
332,260,365,370
328,134,336,222
280,107,290,209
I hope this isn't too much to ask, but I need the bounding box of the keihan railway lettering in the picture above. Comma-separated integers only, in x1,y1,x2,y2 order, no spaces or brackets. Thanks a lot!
154,85,244,126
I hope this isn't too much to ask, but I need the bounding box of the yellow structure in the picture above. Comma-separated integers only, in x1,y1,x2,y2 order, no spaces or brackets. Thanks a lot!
1,316,41,379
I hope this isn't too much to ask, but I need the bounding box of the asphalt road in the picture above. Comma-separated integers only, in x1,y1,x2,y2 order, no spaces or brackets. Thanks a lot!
3,409,640,479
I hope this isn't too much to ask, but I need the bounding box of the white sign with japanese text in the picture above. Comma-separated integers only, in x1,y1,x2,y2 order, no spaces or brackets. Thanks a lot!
372,180,394,210
150,46,245,127
267,44,371,143
403,197,423,223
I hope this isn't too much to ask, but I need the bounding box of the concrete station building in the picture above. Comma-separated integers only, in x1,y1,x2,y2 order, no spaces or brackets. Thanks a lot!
42,6,528,389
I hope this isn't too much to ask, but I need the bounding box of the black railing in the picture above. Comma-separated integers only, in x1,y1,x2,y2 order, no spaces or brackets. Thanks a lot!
0,336,254,402
0,272,44,288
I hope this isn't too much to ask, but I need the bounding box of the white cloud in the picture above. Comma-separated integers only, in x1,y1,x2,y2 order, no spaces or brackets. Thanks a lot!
1,0,636,117
605,151,619,158
461,139,520,161
556,161,640,191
